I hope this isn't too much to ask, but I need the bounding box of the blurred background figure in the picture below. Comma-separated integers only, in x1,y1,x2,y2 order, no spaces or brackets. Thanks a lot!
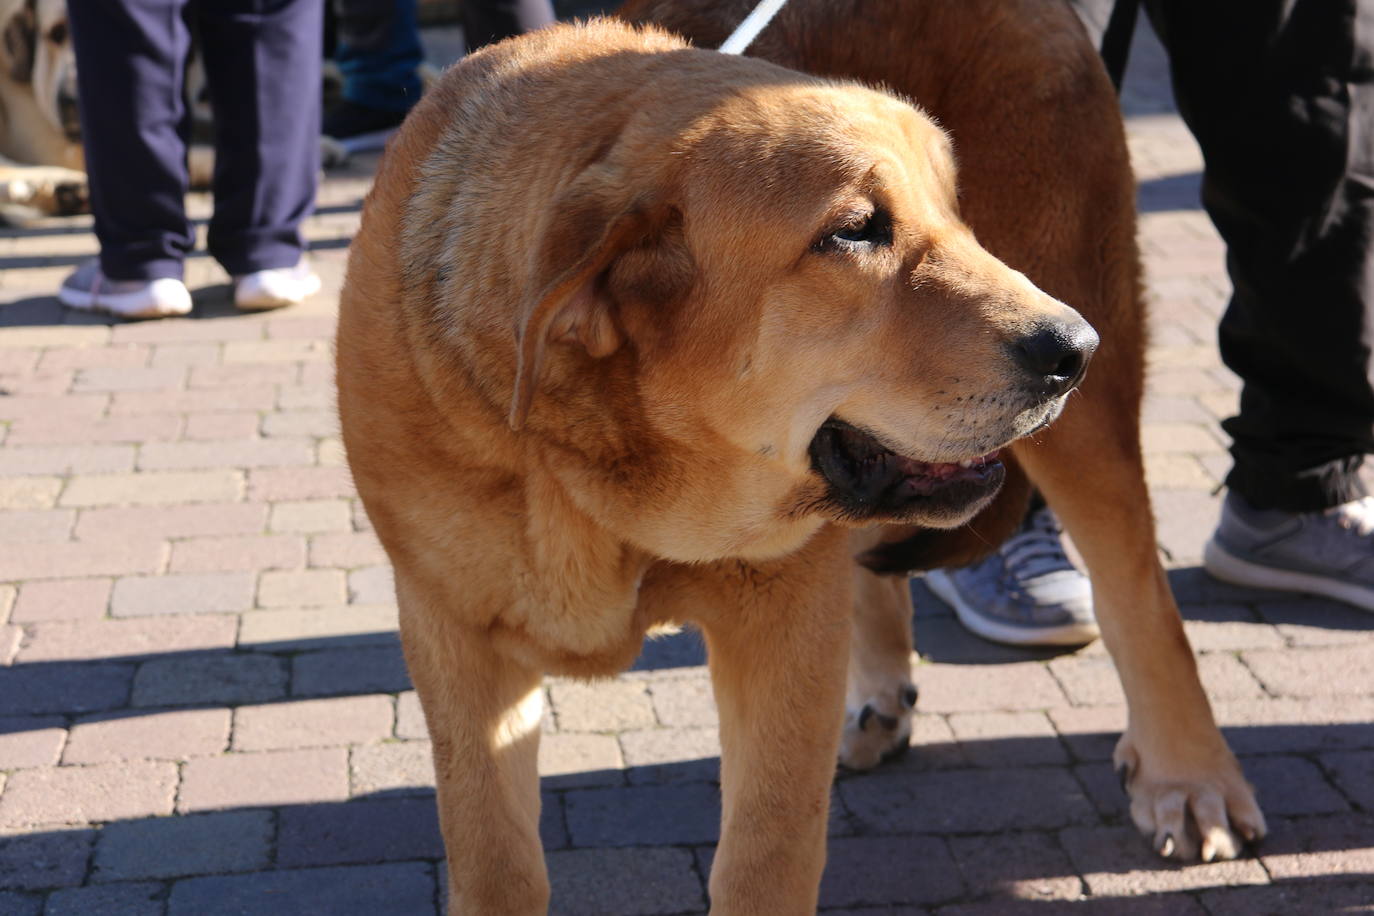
60,0,324,319
323,0,555,155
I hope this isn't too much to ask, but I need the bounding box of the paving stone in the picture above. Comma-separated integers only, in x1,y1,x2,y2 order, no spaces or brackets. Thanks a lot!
179,748,350,812
291,644,411,696
1049,652,1263,706
270,499,352,534
620,727,720,785
1198,882,1374,916
1241,755,1349,817
0,539,166,582
183,411,261,440
110,387,275,415
139,439,315,472
0,891,40,915
277,797,443,867
818,835,964,909
169,534,306,573
536,733,624,788
0,662,132,715
232,695,394,751
111,572,256,617
912,663,1068,713
64,708,230,764
92,810,272,881
16,616,237,663
1320,750,1374,809
0,760,177,828
237,605,399,650
0,585,12,621
167,862,435,916
189,363,299,389
550,681,656,733
74,502,268,540
1215,696,1374,755
258,569,346,607
938,899,1204,916
0,444,135,476
646,676,717,728
0,508,74,542
1241,644,1374,697
247,467,356,501
1253,597,1374,647
1257,813,1374,880
60,470,244,507
947,712,1068,768
351,741,435,796
0,716,66,768
0,828,94,891
1059,825,1267,896
10,578,110,622
948,832,1082,902
131,652,288,706
565,783,722,847
44,881,166,916
0,477,60,509
1046,706,1125,762
308,531,386,568
347,565,394,604
262,409,339,437
395,690,428,739
0,625,17,665
841,767,1096,834
547,847,704,916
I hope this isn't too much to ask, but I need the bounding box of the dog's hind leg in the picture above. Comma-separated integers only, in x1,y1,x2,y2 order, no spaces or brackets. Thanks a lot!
395,572,550,915
837,531,918,770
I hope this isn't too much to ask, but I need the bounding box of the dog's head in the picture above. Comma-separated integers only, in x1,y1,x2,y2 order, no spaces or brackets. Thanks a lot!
468,41,1096,562
2,0,79,140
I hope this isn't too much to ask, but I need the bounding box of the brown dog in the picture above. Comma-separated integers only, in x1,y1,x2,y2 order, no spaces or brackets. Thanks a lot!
338,13,1260,915
623,0,1267,865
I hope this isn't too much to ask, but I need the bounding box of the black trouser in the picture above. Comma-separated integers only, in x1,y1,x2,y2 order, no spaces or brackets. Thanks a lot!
1070,0,1374,512
68,0,323,281
459,0,554,52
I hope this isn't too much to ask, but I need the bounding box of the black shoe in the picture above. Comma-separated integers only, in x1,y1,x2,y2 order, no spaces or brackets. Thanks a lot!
322,100,408,154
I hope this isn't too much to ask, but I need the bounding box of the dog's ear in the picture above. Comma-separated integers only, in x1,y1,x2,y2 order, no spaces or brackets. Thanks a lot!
509,166,685,430
2,0,36,84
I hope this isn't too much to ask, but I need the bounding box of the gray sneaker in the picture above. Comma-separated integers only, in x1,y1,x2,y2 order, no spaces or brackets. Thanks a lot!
924,506,1098,647
1204,492,1374,611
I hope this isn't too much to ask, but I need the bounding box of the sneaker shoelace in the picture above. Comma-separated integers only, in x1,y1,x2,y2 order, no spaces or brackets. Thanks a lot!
997,507,1076,600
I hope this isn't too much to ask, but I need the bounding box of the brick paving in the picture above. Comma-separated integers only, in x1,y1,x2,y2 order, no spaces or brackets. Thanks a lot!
1,19,1372,916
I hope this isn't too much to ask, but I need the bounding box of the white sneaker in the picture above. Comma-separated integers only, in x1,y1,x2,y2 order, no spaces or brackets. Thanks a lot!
58,259,192,319
233,259,321,311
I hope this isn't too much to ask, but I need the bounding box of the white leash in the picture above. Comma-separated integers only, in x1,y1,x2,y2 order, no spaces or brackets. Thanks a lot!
718,0,789,54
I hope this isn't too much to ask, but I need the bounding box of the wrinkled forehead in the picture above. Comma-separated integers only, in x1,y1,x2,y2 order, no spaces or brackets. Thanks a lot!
678,83,958,242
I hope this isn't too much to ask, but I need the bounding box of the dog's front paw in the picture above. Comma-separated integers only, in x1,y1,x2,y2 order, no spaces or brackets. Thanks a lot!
1114,729,1266,861
837,682,918,770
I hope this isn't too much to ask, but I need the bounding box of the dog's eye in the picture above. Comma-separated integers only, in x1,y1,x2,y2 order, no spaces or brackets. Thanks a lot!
47,22,67,44
816,207,892,253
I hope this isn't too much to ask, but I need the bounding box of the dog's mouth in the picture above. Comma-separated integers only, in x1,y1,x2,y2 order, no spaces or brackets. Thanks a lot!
808,418,1004,523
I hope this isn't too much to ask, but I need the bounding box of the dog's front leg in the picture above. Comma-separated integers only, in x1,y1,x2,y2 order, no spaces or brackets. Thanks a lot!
695,529,852,914
396,573,550,916
1017,410,1266,861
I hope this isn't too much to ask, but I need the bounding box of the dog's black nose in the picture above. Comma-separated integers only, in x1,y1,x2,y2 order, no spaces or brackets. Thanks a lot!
1011,320,1099,396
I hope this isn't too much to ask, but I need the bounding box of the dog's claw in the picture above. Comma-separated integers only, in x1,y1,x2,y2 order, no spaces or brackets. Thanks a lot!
1116,763,1132,794
901,685,918,709
857,704,874,732
1158,833,1175,858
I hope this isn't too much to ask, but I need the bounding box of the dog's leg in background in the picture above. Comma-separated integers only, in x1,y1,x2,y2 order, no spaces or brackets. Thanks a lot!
691,527,853,914
395,572,550,916
837,533,918,770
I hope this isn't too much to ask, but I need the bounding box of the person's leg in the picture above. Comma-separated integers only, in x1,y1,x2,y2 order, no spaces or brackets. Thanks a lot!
334,0,422,114
1065,0,1141,91
196,0,323,279
1148,0,1374,512
460,0,555,53
65,0,193,282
